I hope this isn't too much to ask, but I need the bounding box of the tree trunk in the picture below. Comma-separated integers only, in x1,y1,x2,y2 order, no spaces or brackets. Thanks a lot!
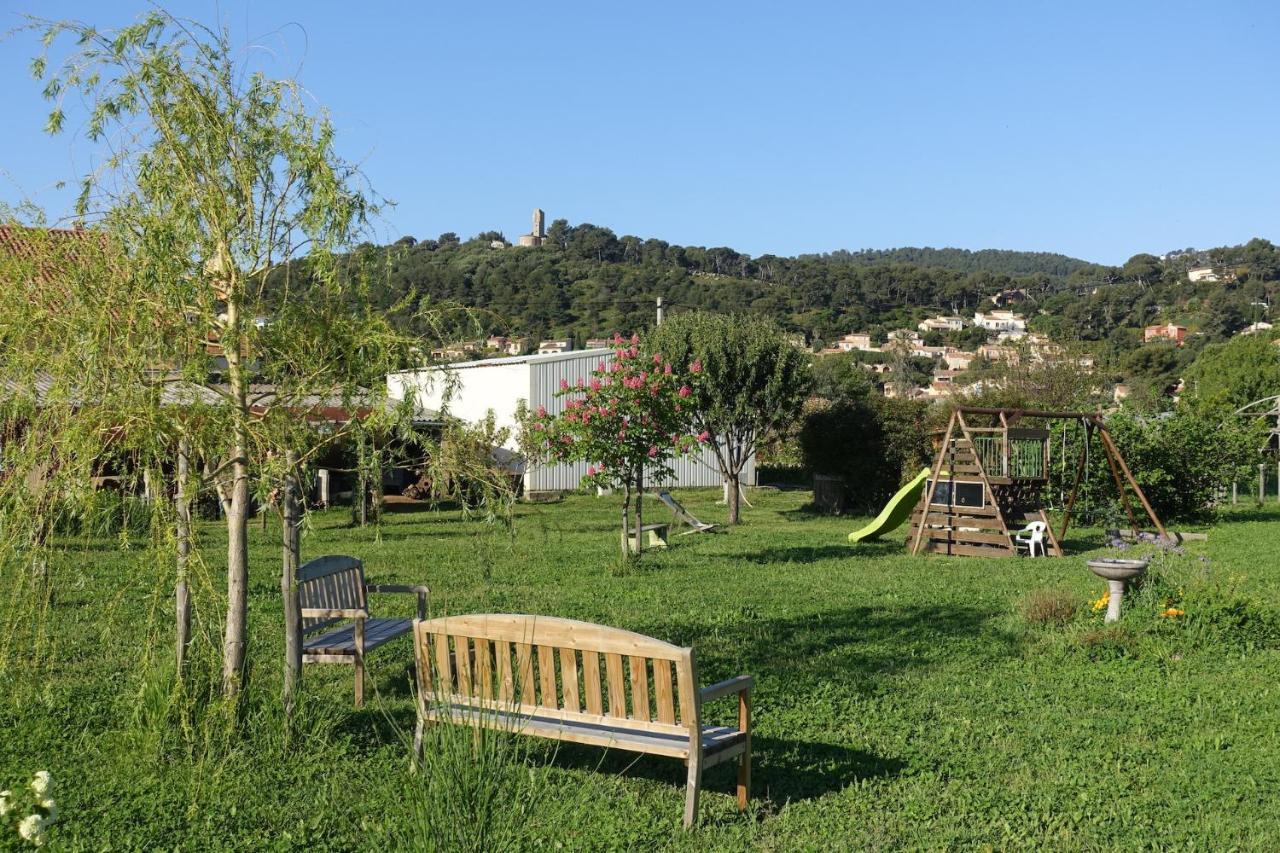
621,481,631,558
726,471,742,524
281,450,302,716
222,432,250,697
634,464,644,555
222,283,251,699
175,439,192,675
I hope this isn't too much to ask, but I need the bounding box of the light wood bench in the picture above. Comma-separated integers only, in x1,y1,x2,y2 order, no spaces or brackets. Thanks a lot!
411,614,752,828
298,555,429,706
627,522,670,553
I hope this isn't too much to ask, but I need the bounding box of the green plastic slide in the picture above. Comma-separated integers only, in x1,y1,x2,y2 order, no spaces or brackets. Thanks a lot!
848,466,932,543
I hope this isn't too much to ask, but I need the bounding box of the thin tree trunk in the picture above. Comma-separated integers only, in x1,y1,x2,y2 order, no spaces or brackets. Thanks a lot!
175,439,192,675
281,450,302,716
621,481,631,558
726,471,741,524
222,284,251,699
635,463,644,555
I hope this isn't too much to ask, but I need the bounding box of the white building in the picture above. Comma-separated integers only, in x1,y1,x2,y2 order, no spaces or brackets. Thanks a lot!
973,310,1027,334
387,349,749,493
917,315,965,333
1187,267,1219,283
834,332,877,352
537,339,573,355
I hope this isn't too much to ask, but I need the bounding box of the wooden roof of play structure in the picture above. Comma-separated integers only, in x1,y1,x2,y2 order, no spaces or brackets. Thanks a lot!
909,407,1167,557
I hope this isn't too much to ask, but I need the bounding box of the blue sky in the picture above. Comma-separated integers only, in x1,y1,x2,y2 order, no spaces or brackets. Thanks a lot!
1,0,1277,265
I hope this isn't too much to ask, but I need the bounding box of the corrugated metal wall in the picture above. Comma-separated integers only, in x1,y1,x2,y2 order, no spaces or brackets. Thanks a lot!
525,350,754,492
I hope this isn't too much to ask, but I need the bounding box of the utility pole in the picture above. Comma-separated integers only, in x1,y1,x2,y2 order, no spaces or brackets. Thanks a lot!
656,296,664,326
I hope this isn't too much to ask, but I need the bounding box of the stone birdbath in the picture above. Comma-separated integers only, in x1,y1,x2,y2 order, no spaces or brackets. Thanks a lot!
1087,557,1150,623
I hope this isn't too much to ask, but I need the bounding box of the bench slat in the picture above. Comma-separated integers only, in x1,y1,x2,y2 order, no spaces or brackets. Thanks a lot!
455,637,474,697
433,632,452,690
415,615,685,661
605,653,626,717
516,642,537,705
537,645,557,709
421,703,744,761
303,618,411,655
559,648,580,713
496,640,514,703
629,656,650,722
653,659,676,724
581,651,603,715
475,638,494,700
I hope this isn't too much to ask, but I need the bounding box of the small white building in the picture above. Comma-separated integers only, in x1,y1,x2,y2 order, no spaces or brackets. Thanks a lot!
537,339,574,355
834,332,877,352
973,310,1027,334
388,349,749,493
1187,267,1219,283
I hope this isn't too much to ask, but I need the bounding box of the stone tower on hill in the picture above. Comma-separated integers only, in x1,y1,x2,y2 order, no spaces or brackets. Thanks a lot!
518,208,545,247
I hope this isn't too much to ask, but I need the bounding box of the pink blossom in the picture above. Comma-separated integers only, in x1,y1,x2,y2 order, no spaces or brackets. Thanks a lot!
536,404,546,417
648,445,659,458
532,422,544,431
650,384,659,396
630,333,640,345
576,377,585,388
652,352,663,365
628,346,639,358
559,378,569,390
618,428,627,440
678,385,691,398
674,403,682,412
697,430,710,443
639,371,648,381
613,333,624,345
590,378,602,391
664,363,672,375
690,359,702,374
561,435,574,445
586,464,596,476
598,360,607,372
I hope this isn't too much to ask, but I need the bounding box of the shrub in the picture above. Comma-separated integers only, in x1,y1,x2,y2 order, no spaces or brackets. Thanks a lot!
1018,588,1079,626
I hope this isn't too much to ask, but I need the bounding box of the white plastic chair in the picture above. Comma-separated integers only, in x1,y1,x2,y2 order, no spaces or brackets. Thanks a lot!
1015,521,1048,557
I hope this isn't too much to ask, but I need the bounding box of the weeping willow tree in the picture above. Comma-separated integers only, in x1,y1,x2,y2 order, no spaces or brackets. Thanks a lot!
3,10,452,710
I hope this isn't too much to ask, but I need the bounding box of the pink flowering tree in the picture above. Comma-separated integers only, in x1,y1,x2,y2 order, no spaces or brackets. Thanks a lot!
526,334,705,557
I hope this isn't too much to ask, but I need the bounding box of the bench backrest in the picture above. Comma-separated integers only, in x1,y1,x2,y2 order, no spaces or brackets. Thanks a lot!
413,614,699,738
298,555,367,634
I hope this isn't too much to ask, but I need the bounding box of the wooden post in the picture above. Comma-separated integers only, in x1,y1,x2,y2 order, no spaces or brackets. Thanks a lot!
282,450,302,715
1232,481,1238,504
1098,425,1168,541
1259,463,1267,505
1099,435,1140,534
317,468,330,508
175,439,192,675
911,412,956,555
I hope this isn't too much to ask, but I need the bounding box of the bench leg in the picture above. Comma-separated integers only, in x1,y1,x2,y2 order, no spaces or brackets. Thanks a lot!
354,656,365,708
737,749,751,811
683,754,702,829
411,717,424,771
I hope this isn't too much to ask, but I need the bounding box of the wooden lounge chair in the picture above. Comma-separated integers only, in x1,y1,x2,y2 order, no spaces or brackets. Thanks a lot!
657,490,719,534
411,614,752,828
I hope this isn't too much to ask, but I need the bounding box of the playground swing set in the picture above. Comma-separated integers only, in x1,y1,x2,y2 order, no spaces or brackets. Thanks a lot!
849,407,1167,557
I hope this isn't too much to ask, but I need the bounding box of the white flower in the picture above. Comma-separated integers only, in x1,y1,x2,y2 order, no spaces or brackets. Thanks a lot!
29,771,51,797
39,797,57,822
18,813,45,844
0,789,10,816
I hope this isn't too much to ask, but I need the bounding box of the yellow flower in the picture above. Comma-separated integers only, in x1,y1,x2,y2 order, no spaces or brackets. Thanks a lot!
1161,607,1184,618
1091,590,1110,612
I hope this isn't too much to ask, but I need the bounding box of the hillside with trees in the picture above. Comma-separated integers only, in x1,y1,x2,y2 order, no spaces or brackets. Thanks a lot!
277,222,1280,403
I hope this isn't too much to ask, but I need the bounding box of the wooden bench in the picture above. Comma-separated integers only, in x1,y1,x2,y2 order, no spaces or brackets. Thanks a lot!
411,614,752,828
627,522,670,553
298,555,430,706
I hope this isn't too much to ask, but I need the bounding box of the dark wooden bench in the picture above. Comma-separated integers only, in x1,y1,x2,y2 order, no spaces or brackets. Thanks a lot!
298,555,429,706
411,614,752,828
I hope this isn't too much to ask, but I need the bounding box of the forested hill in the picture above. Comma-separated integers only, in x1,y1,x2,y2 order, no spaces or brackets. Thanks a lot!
300,220,1279,368
803,247,1091,278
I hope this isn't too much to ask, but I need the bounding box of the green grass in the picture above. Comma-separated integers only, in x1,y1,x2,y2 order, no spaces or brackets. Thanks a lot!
4,489,1280,849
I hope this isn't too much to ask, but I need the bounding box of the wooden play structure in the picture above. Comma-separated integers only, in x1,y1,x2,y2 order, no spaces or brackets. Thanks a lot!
909,407,1167,557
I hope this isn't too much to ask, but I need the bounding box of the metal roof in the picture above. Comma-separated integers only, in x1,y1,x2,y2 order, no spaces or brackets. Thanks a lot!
389,347,612,374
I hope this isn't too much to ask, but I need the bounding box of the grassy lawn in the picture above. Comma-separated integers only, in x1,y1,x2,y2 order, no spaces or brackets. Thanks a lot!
4,488,1280,849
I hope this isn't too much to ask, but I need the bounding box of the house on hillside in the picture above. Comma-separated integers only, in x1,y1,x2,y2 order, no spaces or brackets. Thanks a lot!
917,315,965,334
973,310,1027,334
387,350,750,494
1143,323,1186,345
1239,322,1273,336
537,339,574,355
1187,267,1219,283
835,332,877,352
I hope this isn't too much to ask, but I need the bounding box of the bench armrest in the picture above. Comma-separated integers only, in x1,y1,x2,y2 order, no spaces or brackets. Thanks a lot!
699,675,753,703
366,584,431,619
301,607,367,620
